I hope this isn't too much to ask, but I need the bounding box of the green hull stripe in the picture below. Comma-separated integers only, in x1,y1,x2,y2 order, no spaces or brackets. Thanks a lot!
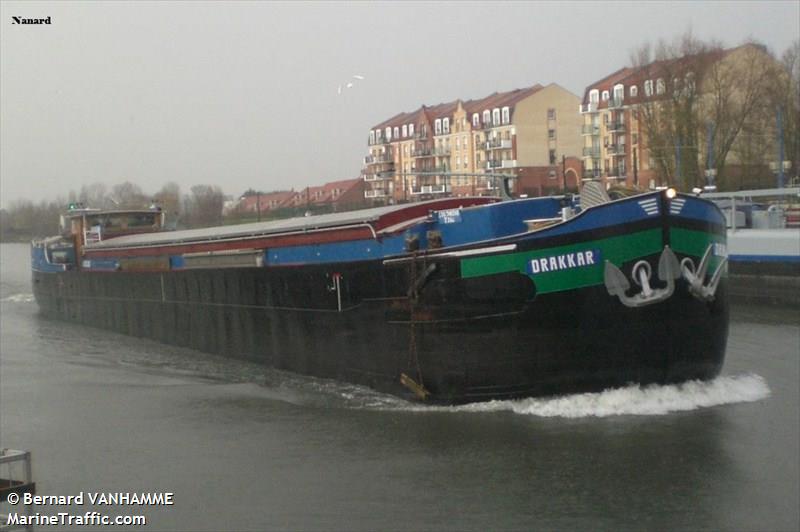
669,227,726,270
460,229,663,294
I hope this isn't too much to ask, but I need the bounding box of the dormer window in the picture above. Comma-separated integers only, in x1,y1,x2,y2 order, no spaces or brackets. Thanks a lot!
589,89,599,103
472,113,479,127
434,119,442,135
630,85,638,97
501,107,510,124
443,117,450,133
644,80,653,97
385,127,391,141
409,123,415,137
483,110,491,125
393,127,399,139
656,78,665,95
601,90,609,101
613,84,624,102
369,131,375,145
402,124,408,137
492,108,501,125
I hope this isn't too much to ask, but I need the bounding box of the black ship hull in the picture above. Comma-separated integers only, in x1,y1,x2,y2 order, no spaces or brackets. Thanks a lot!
32,253,728,404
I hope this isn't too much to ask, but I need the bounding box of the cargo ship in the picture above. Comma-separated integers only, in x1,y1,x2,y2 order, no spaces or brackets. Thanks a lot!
31,184,729,404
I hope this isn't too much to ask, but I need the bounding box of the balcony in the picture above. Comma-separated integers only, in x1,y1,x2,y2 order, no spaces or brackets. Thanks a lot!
606,121,625,132
580,102,598,113
409,184,451,195
582,147,601,157
363,171,393,182
364,189,389,198
608,97,624,109
486,159,517,170
365,153,394,165
583,169,602,180
434,147,451,156
606,144,626,156
412,147,434,158
582,124,600,135
485,139,512,150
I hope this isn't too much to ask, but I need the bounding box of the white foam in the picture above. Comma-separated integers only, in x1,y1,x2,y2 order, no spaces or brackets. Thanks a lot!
398,374,771,418
1,293,34,303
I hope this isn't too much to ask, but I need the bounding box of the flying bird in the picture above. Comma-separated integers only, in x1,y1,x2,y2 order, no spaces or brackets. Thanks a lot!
337,74,365,95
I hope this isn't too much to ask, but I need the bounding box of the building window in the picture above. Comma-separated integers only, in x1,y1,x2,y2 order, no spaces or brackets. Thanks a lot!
385,127,391,141
632,133,638,145
443,117,450,134
434,119,442,135
613,84,624,102
548,129,556,140
630,85,638,97
601,90,609,101
393,127,399,139
549,149,556,165
369,131,375,145
402,124,408,137
502,107,510,124
656,78,665,95
492,108,501,125
589,89,599,103
547,108,556,120
483,110,491,125
472,114,479,127
409,124,415,137
644,80,653,97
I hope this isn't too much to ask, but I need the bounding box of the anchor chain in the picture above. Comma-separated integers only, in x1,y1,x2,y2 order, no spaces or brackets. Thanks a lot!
401,252,429,399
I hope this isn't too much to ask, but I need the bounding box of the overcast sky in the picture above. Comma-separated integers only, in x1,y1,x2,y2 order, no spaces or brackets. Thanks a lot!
1,1,798,207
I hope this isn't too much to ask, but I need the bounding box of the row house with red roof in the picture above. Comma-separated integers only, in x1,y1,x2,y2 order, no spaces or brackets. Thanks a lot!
234,179,364,215
364,83,582,202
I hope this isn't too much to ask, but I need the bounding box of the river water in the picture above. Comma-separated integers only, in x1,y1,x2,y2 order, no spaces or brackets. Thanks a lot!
1,243,797,531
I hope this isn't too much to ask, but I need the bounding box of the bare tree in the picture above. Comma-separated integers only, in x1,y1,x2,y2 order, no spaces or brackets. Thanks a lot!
631,32,781,190
78,182,109,208
704,41,779,188
183,185,224,228
110,181,148,208
155,182,181,228
632,32,721,189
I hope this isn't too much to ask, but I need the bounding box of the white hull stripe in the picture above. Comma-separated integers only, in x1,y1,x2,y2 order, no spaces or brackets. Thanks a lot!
670,198,687,214
638,199,659,216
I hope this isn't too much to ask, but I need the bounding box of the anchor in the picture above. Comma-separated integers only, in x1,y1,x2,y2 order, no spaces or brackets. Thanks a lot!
680,245,728,302
604,246,681,307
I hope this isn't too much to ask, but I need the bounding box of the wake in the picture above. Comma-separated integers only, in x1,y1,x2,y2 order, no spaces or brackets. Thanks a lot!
393,374,770,418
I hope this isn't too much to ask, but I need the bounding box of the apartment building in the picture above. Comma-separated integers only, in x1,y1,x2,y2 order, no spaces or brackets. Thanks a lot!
580,43,779,190
364,83,582,202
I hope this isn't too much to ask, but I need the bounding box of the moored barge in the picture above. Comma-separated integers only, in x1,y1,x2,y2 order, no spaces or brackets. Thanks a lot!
31,185,730,403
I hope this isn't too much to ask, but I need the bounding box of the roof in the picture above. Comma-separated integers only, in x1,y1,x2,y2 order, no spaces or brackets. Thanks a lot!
85,197,496,250
370,83,543,131
580,46,741,107
63,208,160,219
